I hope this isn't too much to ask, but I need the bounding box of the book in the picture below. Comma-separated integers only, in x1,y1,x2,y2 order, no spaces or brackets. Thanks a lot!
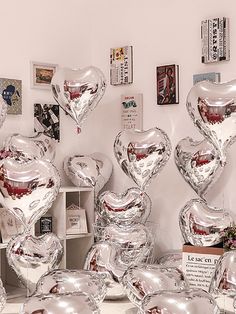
121,93,143,130
156,64,179,105
110,46,133,85
193,72,221,85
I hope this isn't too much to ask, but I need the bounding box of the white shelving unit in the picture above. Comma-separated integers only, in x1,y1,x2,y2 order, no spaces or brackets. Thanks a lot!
0,186,95,299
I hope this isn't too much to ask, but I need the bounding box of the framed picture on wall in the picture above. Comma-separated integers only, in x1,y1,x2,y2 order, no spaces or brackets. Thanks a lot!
31,61,58,89
0,78,22,114
110,46,133,85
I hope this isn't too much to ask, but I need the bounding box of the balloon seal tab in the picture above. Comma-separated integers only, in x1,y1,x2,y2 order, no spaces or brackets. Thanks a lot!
77,127,81,134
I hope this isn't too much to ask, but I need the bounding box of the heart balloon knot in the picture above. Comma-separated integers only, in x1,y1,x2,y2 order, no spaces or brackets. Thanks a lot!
77,127,81,134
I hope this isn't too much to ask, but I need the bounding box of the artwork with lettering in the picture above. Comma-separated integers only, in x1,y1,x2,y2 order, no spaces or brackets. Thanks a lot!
110,46,133,85
0,78,22,114
121,93,143,130
34,103,60,142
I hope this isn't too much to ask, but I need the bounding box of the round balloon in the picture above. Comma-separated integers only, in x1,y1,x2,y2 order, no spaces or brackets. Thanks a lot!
114,127,171,190
186,79,236,163
51,66,106,133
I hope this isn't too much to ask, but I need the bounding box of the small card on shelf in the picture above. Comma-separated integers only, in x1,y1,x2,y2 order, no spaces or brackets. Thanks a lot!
66,204,88,235
40,216,53,234
0,208,24,243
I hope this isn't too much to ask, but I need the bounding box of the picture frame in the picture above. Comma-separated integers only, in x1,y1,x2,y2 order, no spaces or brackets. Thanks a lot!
30,61,58,89
110,46,133,85
66,204,88,235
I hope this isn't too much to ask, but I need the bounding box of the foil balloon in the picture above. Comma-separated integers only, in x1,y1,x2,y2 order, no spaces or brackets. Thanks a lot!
0,95,7,129
0,279,6,313
20,292,100,314
114,127,171,190
3,132,56,162
186,79,236,163
98,223,154,265
83,241,127,300
141,288,220,314
175,137,223,197
0,155,60,230
122,265,189,308
51,66,106,133
35,269,107,305
64,152,112,194
179,199,234,246
209,250,236,297
96,188,151,226
157,251,183,271
7,233,63,295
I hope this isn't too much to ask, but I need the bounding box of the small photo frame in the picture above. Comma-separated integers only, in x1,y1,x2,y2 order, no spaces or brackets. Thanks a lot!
31,61,58,89
66,204,88,235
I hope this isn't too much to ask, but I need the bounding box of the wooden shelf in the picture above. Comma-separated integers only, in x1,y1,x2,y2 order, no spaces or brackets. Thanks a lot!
66,233,92,240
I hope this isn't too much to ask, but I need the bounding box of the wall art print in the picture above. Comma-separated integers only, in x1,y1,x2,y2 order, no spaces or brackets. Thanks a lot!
0,78,22,114
34,103,60,142
31,61,58,89
110,46,133,85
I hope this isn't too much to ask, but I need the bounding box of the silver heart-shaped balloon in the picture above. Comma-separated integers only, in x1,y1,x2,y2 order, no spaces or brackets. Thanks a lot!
114,127,171,190
179,199,234,246
35,269,107,305
0,279,6,313
4,132,56,162
7,233,63,295
0,155,60,230
141,288,220,313
157,251,182,271
97,187,151,226
122,265,189,308
187,80,236,163
175,137,223,196
51,66,106,133
64,152,112,194
20,292,99,314
0,96,7,129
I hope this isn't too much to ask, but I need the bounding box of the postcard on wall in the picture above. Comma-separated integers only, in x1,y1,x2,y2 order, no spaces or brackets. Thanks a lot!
201,17,230,63
34,103,60,142
121,93,143,130
110,46,133,85
193,72,221,85
156,64,179,105
0,78,22,114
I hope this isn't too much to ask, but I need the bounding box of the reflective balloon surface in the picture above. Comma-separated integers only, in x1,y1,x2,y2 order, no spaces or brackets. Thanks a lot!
157,251,183,271
179,199,233,246
97,188,151,226
0,96,7,129
141,288,220,314
98,223,154,265
210,250,236,296
175,137,223,196
83,241,126,299
64,152,112,194
51,66,106,133
20,292,100,314
4,132,56,162
122,265,189,307
0,279,6,313
114,128,171,190
7,233,63,295
187,80,236,163
35,269,107,305
0,156,60,230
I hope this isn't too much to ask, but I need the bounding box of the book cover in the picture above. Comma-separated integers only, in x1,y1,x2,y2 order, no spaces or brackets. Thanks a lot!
156,64,179,105
193,72,221,85
0,78,22,114
110,46,133,85
121,93,143,130
34,103,60,142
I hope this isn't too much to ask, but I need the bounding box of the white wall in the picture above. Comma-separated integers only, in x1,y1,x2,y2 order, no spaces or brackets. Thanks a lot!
1,0,236,256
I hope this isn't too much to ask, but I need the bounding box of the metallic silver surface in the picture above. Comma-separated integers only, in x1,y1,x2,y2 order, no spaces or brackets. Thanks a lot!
140,288,220,314
0,96,7,129
187,80,236,163
122,265,189,307
114,127,171,190
0,155,60,230
210,250,236,297
175,137,223,196
35,269,107,305
4,132,56,162
83,241,127,300
20,292,100,314
179,198,234,246
7,233,63,295
157,251,182,271
96,187,151,226
64,152,112,193
0,279,6,313
51,66,106,133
